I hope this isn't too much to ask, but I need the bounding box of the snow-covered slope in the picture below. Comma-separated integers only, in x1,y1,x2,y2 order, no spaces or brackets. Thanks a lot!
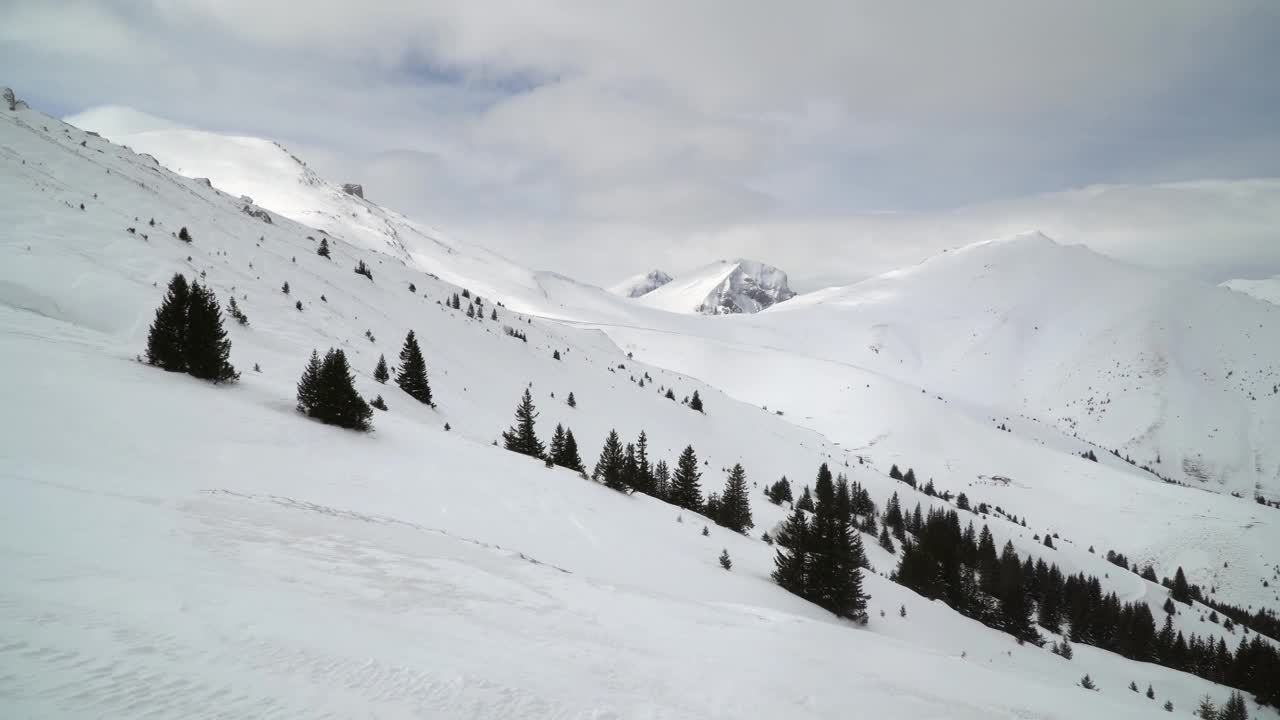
5,99,1277,718
637,259,796,314
748,233,1280,499
1224,275,1280,306
63,105,552,309
609,269,673,298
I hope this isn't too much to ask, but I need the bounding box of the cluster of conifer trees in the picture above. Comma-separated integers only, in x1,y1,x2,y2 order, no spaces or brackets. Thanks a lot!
498,390,752,534
771,464,870,622
295,330,435,431
145,273,238,383
890,504,1279,706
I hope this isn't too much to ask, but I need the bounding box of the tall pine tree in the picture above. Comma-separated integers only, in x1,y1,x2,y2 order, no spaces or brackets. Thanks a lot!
718,463,753,533
395,330,433,405
183,281,237,382
502,388,545,458
146,273,190,371
652,460,671,500
634,431,653,495
373,354,389,384
670,445,703,511
549,423,567,463
555,427,585,472
593,430,626,489
772,505,809,594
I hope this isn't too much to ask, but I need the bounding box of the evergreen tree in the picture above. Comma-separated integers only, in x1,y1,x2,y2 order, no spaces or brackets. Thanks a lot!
1219,691,1247,720
395,330,433,405
767,476,793,505
889,464,903,480
183,281,238,382
552,425,586,471
718,463,753,533
998,540,1039,643
1080,674,1096,690
622,443,639,490
296,348,372,430
1173,567,1192,604
1147,685,1154,699
317,237,330,258
567,392,577,408
1197,695,1218,719
227,296,249,325
634,431,654,494
373,354,389,384
145,273,190,371
665,388,676,400
466,303,476,319
806,466,869,621
552,349,561,360
689,390,704,412
559,428,584,472
670,445,703,511
490,308,498,321
772,506,809,594
653,460,671,500
903,467,917,487
878,525,895,554
884,491,905,539
370,394,387,411
502,388,545,458
704,492,720,521
549,423,567,463
796,485,815,512
282,281,290,295
719,549,732,570
296,350,322,415
593,430,626,490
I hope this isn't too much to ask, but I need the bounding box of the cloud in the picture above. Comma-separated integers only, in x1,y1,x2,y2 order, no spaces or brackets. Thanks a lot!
5,0,1280,288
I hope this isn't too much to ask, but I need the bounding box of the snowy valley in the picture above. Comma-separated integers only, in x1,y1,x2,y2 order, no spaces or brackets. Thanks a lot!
2,95,1279,720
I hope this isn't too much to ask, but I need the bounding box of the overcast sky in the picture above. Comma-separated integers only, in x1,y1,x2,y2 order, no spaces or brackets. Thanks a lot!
4,1,1279,288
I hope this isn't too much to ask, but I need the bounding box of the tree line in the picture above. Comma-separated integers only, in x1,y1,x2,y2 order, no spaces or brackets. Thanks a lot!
891,504,1279,707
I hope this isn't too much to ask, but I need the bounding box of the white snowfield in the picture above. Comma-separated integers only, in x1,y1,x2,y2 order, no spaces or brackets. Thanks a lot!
1225,275,1280,306
2,100,1277,718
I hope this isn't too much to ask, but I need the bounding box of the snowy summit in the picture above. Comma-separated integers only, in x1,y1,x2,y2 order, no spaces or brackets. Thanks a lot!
637,259,797,315
609,269,673,298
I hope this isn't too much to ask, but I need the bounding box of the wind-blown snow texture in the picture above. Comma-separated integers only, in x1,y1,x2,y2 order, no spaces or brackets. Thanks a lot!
2,100,1277,718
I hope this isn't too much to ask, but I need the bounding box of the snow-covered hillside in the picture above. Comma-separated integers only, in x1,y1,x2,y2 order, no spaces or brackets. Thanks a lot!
749,233,1280,499
63,105,553,309
609,269,673,298
636,259,796,314
1224,275,1280,306
4,98,1278,718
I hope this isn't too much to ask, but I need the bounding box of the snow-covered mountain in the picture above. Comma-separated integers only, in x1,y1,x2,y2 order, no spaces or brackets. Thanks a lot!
636,259,796,314
1223,275,1280,306
743,233,1280,498
608,269,673,298
63,105,552,309
5,96,1279,718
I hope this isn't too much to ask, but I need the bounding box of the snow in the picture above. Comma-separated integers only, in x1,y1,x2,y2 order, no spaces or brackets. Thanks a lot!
1224,275,1280,306
608,269,673,298
636,259,795,314
4,101,1278,718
